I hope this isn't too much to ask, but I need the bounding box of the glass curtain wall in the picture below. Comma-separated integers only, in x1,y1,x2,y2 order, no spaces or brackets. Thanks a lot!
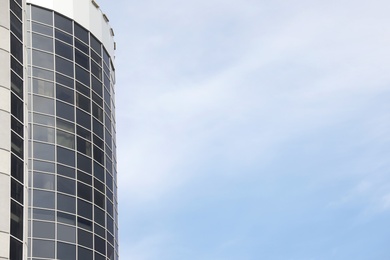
26,4,118,260
10,0,25,259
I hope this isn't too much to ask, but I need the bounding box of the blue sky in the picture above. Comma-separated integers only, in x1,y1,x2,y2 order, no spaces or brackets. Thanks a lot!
99,0,390,259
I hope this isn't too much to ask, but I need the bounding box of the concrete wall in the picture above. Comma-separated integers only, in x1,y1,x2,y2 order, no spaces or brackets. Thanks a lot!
0,0,11,258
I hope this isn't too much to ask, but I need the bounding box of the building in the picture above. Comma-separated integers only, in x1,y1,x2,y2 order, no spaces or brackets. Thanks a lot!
0,0,118,259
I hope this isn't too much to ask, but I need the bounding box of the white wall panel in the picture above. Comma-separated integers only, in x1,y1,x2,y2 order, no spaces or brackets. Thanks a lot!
0,231,9,259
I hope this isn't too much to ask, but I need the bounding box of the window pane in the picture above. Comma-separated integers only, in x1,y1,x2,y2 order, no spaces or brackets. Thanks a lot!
32,239,55,258
57,118,74,133
74,23,88,44
57,211,76,225
33,113,55,127
33,208,55,221
11,93,23,121
33,190,55,209
11,178,23,203
55,29,72,44
55,40,73,60
32,33,53,52
55,13,72,33
57,224,76,243
56,56,74,77
56,73,74,88
33,172,55,190
75,65,90,86
32,22,53,36
56,85,74,104
76,93,90,112
57,146,75,167
56,101,74,121
33,125,55,143
10,237,23,260
33,95,54,115
78,229,92,248
57,242,76,260
57,164,75,178
11,34,23,63
77,182,92,201
11,132,23,158
33,142,55,161
10,200,23,239
33,221,55,239
11,154,23,182
32,49,53,69
11,71,23,98
75,49,89,70
77,199,92,219
77,109,91,129
57,193,76,213
33,67,54,81
34,160,55,172
57,130,75,149
31,6,53,25
90,34,101,55
78,246,93,260
57,176,75,195
33,78,54,97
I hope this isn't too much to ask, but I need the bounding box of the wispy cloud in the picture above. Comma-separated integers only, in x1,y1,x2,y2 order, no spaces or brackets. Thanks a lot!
99,0,390,258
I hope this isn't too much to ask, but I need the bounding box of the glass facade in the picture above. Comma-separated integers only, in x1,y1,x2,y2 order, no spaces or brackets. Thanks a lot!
24,4,118,260
10,0,25,259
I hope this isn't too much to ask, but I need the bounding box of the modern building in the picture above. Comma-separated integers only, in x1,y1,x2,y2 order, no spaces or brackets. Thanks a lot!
0,0,118,259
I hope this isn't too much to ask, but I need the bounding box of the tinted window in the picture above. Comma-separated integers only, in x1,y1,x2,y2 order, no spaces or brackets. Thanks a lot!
32,49,53,69
56,85,74,104
75,49,89,70
31,6,53,25
76,93,90,113
74,23,88,43
57,146,75,167
32,22,53,36
75,65,90,86
10,201,23,239
55,29,72,44
58,176,75,195
57,164,75,178
57,242,76,260
33,125,55,143
57,193,76,213
33,172,55,190
33,221,55,239
77,182,92,201
55,40,73,60
57,224,76,243
56,73,74,88
33,67,54,81
33,78,54,97
33,142,55,161
32,33,53,52
90,34,101,54
78,199,92,219
78,229,93,248
56,101,74,121
33,190,55,209
55,13,72,33
32,239,55,258
11,178,23,203
33,95,54,115
56,56,74,77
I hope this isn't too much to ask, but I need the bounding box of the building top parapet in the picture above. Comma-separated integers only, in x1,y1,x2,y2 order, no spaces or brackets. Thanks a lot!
26,0,116,59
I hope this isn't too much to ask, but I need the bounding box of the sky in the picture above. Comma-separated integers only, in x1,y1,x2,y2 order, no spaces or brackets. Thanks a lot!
98,0,390,259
